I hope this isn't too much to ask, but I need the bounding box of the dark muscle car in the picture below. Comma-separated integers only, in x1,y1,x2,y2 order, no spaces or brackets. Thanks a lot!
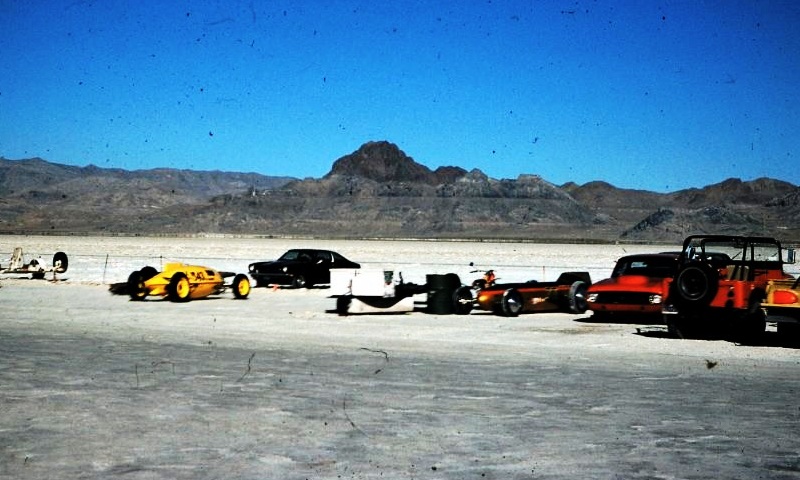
248,249,360,288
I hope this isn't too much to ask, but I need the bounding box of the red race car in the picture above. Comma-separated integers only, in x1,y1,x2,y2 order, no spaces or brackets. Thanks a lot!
586,252,679,321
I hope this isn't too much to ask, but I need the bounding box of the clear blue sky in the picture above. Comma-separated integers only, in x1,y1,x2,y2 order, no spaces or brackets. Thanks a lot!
1,1,799,192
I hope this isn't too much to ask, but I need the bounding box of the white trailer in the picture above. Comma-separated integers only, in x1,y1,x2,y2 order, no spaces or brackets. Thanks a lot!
330,268,422,315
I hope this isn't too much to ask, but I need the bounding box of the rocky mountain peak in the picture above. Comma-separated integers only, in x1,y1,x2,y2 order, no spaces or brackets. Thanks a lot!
325,141,439,184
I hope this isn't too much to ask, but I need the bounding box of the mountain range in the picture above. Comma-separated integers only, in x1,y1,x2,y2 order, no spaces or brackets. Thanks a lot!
1,140,798,244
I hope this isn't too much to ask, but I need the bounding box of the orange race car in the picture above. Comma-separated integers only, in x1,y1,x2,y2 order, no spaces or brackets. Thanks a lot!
454,271,591,317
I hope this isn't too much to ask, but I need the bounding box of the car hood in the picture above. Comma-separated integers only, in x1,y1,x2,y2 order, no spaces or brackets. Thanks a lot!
249,260,299,271
588,275,666,292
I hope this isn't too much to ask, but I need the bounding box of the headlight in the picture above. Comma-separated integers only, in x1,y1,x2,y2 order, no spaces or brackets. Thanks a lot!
248,264,254,272
282,266,288,273
587,293,598,303
649,294,663,304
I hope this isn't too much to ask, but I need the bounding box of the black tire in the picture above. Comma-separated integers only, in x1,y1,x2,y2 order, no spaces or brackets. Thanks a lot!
675,263,719,306
167,272,191,302
293,274,308,289
140,266,158,281
232,274,251,299
501,288,523,317
453,286,474,315
52,251,68,273
567,281,589,314
128,270,148,301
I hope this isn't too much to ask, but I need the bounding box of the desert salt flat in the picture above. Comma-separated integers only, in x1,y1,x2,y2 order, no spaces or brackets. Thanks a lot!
2,235,800,479
0,234,674,286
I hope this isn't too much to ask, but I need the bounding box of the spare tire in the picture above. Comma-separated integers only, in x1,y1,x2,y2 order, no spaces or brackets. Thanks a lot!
52,251,69,273
675,262,718,306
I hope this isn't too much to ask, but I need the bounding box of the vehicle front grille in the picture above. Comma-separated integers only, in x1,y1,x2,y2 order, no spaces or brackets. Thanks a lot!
594,292,654,305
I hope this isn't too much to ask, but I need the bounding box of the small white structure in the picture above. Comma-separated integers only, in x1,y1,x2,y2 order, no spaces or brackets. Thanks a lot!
330,268,417,315
0,248,69,280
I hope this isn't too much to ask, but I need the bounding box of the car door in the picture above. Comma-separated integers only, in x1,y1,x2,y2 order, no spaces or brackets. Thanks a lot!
314,251,333,284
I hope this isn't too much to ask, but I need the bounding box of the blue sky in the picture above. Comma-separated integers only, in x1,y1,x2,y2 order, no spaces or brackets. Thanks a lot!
1,1,798,192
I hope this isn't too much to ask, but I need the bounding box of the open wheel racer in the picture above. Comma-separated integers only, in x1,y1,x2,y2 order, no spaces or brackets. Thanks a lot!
454,271,591,317
127,263,251,302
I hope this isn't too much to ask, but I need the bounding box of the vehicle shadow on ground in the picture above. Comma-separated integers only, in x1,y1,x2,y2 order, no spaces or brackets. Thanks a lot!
630,326,800,349
573,315,800,349
573,313,663,325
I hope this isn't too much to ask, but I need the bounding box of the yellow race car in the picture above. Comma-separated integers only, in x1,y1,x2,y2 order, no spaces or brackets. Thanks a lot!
127,263,251,302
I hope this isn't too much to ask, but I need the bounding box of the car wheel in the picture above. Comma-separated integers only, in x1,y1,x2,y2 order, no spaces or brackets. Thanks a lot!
452,286,474,315
501,288,523,317
53,251,69,273
167,272,192,302
675,263,718,306
127,270,148,301
567,281,589,314
140,266,158,281
232,274,251,299
293,275,307,289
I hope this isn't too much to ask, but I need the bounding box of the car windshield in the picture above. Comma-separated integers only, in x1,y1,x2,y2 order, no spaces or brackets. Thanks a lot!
612,257,676,278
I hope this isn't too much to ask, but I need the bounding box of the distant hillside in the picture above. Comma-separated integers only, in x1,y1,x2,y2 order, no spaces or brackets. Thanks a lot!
0,157,293,234
1,143,798,244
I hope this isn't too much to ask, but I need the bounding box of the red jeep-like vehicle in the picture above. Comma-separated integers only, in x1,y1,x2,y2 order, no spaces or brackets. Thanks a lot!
662,235,794,341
